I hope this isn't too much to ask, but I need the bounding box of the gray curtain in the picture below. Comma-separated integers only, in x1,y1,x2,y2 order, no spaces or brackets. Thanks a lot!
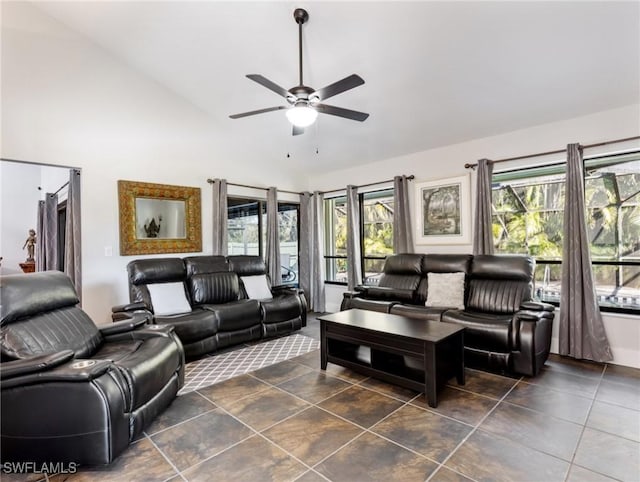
37,193,59,271
299,192,312,307
211,178,228,255
266,187,282,285
346,185,362,290
64,169,82,302
559,143,613,362
36,201,45,272
393,175,413,253
311,191,326,312
473,158,495,255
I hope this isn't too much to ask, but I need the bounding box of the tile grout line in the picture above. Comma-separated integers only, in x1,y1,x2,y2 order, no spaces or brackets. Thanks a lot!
562,362,609,482
425,376,523,481
145,433,189,481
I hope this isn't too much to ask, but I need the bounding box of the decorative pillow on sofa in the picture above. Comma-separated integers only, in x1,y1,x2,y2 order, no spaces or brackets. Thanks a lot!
425,272,465,309
147,282,192,316
241,275,273,300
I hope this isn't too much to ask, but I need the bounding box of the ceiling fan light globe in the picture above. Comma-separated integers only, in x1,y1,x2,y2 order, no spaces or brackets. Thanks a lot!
286,105,318,127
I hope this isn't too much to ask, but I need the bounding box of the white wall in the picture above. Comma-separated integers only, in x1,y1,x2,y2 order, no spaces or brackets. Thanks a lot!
0,162,41,275
312,105,640,368
1,2,304,322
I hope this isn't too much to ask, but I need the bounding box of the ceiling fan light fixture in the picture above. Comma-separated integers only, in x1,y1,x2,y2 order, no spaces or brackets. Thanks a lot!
286,103,318,127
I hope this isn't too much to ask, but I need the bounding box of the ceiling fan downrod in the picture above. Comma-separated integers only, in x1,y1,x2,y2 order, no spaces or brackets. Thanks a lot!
294,8,309,88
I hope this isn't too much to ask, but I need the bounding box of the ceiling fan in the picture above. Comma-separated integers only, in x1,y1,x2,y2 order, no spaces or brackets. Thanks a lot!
229,8,369,136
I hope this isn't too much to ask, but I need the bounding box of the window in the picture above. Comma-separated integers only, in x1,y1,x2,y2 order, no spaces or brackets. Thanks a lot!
492,151,640,313
227,197,300,284
324,188,394,285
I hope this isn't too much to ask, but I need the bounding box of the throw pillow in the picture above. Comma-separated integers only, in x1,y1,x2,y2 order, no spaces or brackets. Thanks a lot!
241,274,273,300
425,272,465,309
147,282,192,316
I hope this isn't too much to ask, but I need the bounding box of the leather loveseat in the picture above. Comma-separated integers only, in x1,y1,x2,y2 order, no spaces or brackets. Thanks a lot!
341,253,554,376
0,271,185,465
114,255,306,359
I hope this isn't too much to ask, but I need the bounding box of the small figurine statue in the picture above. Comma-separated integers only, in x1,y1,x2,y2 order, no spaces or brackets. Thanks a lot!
22,229,36,262
144,216,162,238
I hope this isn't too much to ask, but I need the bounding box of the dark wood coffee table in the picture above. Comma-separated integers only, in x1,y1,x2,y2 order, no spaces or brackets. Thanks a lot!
319,309,465,407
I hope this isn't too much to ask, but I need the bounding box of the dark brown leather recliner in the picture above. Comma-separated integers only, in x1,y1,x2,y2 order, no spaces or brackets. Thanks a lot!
341,253,554,376
228,255,307,337
0,271,185,465
441,255,554,376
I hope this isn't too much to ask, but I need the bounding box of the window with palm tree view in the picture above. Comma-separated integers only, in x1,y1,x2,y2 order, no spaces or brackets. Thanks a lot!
492,151,640,312
325,189,394,284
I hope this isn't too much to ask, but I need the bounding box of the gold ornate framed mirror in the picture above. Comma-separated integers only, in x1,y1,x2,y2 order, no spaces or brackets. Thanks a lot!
118,180,202,255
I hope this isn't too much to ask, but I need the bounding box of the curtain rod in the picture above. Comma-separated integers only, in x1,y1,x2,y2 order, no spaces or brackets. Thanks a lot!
464,135,640,169
207,175,415,196
51,181,69,196
319,175,415,195
207,179,301,195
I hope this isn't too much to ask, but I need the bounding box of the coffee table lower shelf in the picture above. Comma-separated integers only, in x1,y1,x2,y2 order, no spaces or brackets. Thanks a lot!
319,310,465,408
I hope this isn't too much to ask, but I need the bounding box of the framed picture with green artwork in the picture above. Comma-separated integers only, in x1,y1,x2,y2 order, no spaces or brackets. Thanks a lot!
414,174,471,245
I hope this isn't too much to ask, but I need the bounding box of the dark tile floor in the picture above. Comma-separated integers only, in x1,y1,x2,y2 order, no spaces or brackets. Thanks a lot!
24,316,640,481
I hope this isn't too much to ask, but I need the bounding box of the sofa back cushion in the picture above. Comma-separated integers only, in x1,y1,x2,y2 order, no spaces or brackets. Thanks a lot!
228,255,267,277
1,307,102,360
371,254,422,301
0,272,101,360
466,255,534,314
127,258,188,309
184,256,228,276
189,272,240,305
416,254,473,305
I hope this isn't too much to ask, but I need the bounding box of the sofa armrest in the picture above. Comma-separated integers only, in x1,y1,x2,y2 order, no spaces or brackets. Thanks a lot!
520,300,555,312
512,309,555,376
103,324,176,343
354,285,369,294
111,301,147,313
2,357,113,388
515,309,555,322
341,291,364,311
271,285,304,297
98,317,148,336
1,350,75,381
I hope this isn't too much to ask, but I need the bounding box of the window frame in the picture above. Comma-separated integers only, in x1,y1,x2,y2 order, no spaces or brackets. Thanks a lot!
227,196,301,286
492,150,640,314
323,187,394,286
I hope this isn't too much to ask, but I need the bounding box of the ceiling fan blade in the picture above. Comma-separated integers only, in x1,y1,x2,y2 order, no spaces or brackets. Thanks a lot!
229,106,286,119
246,74,291,99
292,125,305,136
315,103,369,122
314,74,365,101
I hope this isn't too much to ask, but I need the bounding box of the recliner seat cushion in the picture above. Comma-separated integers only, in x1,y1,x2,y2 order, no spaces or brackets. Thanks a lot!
203,299,261,331
389,304,444,321
366,286,415,303
1,306,103,359
154,309,217,343
261,295,302,324
348,298,395,313
442,310,514,352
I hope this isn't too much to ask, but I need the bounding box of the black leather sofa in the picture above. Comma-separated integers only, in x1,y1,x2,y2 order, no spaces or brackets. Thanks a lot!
0,271,185,465
115,255,307,359
341,253,554,376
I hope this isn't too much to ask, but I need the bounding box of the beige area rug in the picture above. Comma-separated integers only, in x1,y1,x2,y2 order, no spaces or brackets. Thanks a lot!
179,334,320,395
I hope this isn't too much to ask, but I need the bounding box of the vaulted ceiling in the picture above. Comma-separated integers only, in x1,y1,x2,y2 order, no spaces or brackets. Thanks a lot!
32,1,640,173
